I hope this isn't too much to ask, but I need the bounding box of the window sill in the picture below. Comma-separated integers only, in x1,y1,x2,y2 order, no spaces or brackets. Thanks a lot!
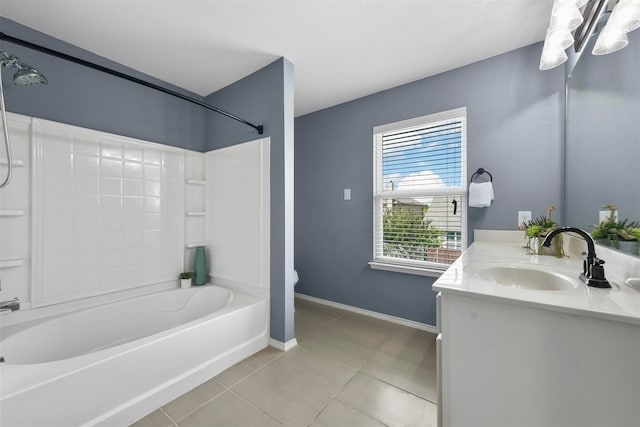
368,261,445,278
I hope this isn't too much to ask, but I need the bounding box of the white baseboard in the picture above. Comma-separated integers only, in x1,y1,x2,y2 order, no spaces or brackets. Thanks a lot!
295,292,437,334
269,337,298,352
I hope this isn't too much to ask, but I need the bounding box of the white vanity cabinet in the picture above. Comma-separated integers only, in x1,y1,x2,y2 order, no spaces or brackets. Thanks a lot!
437,290,640,427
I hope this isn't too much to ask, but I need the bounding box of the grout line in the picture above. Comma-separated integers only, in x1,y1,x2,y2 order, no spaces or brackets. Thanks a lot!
159,348,288,425
227,389,285,426
159,407,179,427
219,363,267,389
219,350,286,389
168,386,228,424
358,370,438,406
332,374,392,427
308,396,333,426
297,301,438,423
164,302,435,427
266,354,336,399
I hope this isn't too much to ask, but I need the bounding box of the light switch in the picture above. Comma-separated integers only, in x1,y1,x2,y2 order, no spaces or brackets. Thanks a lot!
344,188,351,200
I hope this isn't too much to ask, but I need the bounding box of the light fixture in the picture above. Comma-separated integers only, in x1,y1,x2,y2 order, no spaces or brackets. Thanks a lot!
592,24,629,54
593,0,640,55
539,0,587,70
540,0,640,70
551,1,586,30
540,36,570,70
608,0,640,32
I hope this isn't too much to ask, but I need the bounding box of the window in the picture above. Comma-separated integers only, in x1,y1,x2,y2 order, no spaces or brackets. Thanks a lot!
371,107,467,276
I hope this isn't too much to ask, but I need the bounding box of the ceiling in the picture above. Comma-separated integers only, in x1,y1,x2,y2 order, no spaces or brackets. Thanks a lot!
0,0,554,117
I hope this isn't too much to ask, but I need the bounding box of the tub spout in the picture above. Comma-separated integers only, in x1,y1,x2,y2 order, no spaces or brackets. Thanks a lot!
0,297,20,312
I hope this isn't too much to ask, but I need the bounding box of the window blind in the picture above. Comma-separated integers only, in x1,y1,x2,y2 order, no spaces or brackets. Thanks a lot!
373,108,467,270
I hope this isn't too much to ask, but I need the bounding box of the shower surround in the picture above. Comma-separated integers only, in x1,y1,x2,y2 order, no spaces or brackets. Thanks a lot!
0,113,272,425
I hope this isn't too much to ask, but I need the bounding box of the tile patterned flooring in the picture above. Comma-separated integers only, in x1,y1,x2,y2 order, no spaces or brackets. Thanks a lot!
132,298,438,427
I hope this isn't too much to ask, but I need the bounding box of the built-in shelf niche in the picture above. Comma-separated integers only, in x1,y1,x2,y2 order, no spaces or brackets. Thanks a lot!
183,151,206,273
0,209,26,217
185,242,206,249
185,179,206,185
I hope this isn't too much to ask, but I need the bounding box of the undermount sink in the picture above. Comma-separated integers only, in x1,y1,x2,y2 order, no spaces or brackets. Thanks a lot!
472,265,579,291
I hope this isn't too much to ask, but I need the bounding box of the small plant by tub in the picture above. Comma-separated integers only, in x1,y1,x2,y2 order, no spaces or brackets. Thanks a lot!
179,272,193,288
591,204,640,255
521,205,564,257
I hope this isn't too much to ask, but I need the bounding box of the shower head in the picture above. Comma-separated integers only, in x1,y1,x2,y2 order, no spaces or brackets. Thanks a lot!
13,63,47,86
0,48,47,86
0,47,47,189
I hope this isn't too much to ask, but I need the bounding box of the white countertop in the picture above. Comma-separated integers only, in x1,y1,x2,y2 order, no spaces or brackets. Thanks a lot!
433,231,640,326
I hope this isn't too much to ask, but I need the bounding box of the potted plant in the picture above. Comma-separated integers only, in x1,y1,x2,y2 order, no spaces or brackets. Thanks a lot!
521,206,564,257
179,272,193,289
591,205,640,255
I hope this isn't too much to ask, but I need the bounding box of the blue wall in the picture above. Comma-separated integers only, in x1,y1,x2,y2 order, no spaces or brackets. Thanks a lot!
0,18,206,151
206,58,296,343
3,15,570,331
294,42,565,326
565,30,640,230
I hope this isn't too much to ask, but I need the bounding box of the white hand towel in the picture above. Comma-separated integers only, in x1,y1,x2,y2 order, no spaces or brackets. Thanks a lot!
469,182,494,208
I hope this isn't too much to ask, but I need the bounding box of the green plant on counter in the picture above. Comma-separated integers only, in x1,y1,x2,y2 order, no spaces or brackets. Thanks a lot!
179,272,194,279
523,216,558,238
521,205,564,257
591,204,640,242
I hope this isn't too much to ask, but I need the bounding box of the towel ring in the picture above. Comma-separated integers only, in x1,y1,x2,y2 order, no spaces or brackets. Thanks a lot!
470,168,493,183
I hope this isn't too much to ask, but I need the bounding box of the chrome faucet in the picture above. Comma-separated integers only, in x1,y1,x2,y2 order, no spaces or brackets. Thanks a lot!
0,297,20,312
542,227,611,288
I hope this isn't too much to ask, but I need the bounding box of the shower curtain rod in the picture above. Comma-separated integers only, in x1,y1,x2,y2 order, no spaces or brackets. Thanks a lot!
0,32,264,135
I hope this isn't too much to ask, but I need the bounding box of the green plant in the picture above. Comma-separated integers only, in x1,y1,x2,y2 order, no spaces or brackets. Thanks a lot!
591,205,639,242
591,218,640,241
522,213,564,257
523,216,558,238
179,272,194,280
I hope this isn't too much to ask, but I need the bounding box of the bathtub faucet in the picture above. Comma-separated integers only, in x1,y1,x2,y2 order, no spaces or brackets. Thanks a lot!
0,297,20,312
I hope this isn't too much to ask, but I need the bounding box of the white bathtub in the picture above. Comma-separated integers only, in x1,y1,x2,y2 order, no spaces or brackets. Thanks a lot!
0,284,269,426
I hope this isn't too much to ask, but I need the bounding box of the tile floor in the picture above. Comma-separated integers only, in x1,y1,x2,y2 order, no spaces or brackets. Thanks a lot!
132,298,438,427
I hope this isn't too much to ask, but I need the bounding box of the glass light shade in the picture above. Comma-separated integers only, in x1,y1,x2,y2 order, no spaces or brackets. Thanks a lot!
539,41,568,70
555,0,588,6
592,26,629,55
550,2,583,31
608,1,640,33
546,27,574,50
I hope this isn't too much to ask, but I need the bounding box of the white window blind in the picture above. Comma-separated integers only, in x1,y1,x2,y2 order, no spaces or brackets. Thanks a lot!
373,108,467,273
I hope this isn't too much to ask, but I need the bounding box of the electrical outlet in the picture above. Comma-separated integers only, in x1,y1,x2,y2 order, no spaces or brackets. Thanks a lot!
344,188,351,200
518,211,532,228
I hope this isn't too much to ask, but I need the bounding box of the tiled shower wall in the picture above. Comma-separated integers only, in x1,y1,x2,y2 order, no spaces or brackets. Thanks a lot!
206,139,270,298
0,112,195,308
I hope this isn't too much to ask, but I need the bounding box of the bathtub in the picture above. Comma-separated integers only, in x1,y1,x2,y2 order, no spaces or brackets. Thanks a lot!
0,284,269,426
